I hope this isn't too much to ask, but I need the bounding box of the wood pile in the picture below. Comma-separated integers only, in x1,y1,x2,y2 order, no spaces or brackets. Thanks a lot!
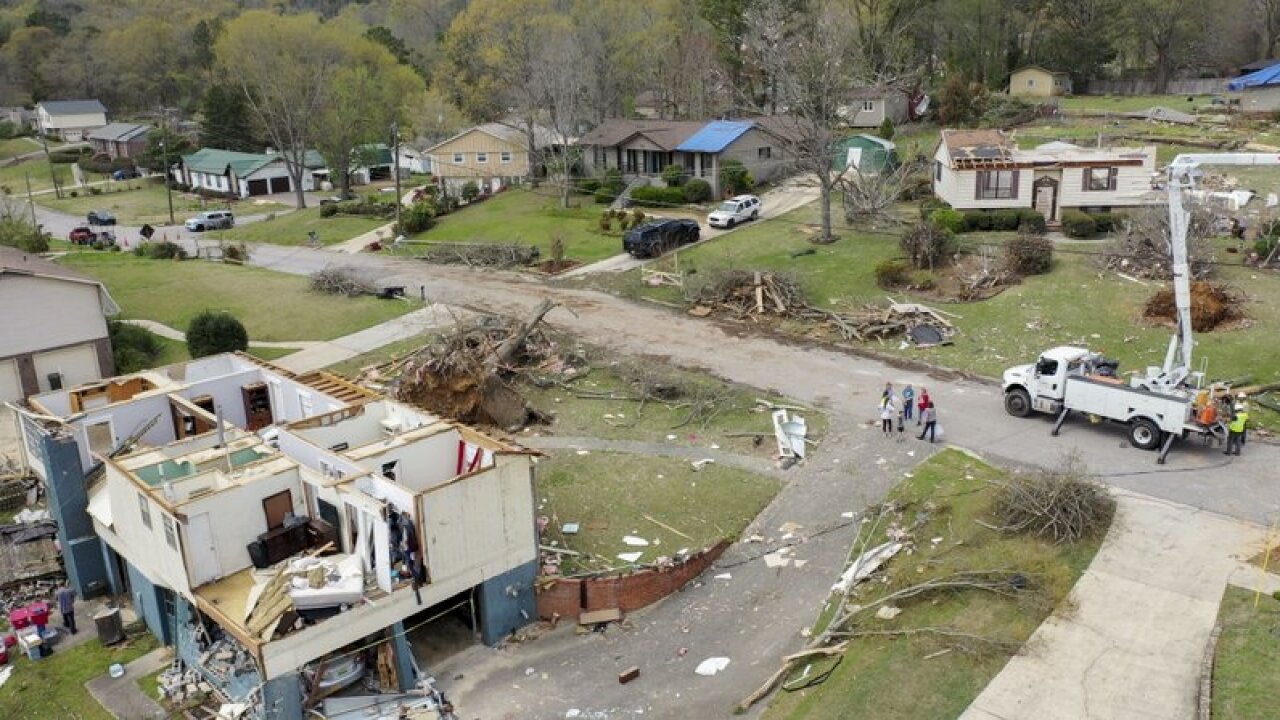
690,271,956,345
310,266,376,297
419,242,540,268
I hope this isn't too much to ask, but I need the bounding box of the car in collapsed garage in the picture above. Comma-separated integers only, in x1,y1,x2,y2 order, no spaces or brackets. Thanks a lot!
623,218,700,258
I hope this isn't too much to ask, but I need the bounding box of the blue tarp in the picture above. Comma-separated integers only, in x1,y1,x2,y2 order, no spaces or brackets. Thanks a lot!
1228,63,1280,91
676,120,754,153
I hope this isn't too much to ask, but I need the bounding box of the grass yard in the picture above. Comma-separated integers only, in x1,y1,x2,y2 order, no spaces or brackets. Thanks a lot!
1211,585,1280,719
536,452,780,573
41,182,293,226
210,206,388,246
60,252,417,342
0,631,159,720
0,137,39,161
1058,94,1214,113
764,448,1106,720
405,188,625,264
0,157,80,194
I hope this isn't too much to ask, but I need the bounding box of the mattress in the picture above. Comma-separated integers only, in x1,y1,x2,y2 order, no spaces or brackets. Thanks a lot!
288,555,365,610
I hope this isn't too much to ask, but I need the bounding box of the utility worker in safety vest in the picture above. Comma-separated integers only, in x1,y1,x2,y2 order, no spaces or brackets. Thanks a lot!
1225,405,1248,456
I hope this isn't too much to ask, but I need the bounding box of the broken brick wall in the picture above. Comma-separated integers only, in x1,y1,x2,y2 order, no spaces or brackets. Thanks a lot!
536,541,730,620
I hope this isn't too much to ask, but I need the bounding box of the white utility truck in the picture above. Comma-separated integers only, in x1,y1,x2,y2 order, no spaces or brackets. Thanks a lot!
1001,152,1279,463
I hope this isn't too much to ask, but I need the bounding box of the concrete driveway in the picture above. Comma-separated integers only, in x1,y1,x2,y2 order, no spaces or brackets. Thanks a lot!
559,175,822,278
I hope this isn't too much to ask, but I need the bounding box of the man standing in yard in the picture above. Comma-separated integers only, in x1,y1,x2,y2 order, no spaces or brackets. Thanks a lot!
55,583,77,634
918,402,938,443
902,384,915,422
1225,404,1248,456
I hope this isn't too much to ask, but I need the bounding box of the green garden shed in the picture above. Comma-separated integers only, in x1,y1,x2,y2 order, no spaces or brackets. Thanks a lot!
833,134,899,175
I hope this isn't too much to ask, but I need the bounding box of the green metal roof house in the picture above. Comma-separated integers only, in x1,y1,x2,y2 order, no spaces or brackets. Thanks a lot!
833,134,899,175
176,147,327,198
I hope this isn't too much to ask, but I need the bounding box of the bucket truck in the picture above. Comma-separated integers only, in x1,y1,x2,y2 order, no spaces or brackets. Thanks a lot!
1001,153,1280,463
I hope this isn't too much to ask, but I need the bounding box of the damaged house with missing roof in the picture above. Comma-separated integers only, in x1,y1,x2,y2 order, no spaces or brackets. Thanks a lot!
13,353,537,718
932,129,1160,224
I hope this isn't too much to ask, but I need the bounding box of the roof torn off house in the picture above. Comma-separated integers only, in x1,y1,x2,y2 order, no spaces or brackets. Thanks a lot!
12,353,539,719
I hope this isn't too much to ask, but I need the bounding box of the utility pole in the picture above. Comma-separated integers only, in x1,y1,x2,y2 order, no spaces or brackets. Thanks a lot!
24,172,36,225
391,122,402,231
161,108,175,225
39,130,61,200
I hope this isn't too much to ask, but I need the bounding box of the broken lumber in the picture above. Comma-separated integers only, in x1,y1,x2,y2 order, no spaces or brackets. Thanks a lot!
642,514,693,541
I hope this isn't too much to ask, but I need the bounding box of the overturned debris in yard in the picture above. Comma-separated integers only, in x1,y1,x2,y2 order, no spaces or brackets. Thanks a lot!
310,266,378,297
419,242,540,268
1098,206,1216,280
1143,281,1245,332
689,271,956,345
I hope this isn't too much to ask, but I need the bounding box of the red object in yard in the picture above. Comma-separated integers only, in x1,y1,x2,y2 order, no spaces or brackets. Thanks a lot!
29,602,50,627
0,646,7,665
8,608,30,629
2,635,14,648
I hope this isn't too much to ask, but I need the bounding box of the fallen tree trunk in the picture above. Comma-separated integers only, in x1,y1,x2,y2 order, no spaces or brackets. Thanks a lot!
490,299,556,372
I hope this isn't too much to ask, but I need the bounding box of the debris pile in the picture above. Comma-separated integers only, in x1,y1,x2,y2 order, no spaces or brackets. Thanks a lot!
1098,206,1215,280
987,454,1115,544
420,242,540,268
1143,281,1244,332
310,266,377,297
689,271,956,346
156,661,218,707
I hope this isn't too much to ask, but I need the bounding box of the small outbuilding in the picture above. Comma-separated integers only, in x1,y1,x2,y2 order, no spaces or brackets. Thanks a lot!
1008,66,1072,97
833,134,899,175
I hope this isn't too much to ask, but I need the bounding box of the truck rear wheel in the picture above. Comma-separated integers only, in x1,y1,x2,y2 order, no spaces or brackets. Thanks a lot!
1004,388,1031,417
1128,418,1162,450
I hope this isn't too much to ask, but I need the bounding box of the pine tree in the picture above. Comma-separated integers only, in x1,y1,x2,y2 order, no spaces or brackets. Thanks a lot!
199,85,257,152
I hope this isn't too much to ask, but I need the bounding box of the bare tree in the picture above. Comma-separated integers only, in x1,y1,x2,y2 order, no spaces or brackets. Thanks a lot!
1256,0,1280,57
530,18,592,208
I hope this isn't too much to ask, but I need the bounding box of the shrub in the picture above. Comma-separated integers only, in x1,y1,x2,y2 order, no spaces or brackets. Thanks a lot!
632,208,645,224
930,208,966,234
109,321,165,374
135,240,187,260
461,181,480,202
222,242,250,262
187,311,249,359
919,197,948,221
594,187,617,204
1062,209,1097,238
991,209,1022,232
0,217,49,252
577,178,601,194
874,259,912,288
397,202,436,234
1004,231,1054,275
719,159,753,196
963,210,993,232
319,203,339,218
549,233,567,264
661,163,687,187
1017,209,1047,234
330,198,395,218
49,147,90,164
900,222,956,269
629,185,685,207
68,190,78,198
1090,211,1127,234
90,240,104,251
877,117,895,140
683,178,712,203
599,213,612,232
88,186,102,196
908,269,936,289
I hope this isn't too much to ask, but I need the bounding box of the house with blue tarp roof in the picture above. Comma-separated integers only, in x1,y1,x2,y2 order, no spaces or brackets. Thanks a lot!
1226,63,1280,112
580,116,799,197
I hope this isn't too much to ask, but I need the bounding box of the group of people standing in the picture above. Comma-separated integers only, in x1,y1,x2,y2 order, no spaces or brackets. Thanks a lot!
879,382,939,443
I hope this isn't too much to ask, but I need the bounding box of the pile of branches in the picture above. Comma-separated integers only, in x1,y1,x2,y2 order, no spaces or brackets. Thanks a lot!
1097,206,1215,280
840,161,925,225
690,270,956,345
986,453,1115,545
310,266,376,297
420,242,540,268
1143,281,1244,332
393,301,563,427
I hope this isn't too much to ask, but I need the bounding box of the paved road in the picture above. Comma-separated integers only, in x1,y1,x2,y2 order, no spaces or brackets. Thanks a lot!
560,176,823,278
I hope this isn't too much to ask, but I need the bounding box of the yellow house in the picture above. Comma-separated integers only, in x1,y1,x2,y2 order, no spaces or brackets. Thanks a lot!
423,122,553,192
1008,66,1073,97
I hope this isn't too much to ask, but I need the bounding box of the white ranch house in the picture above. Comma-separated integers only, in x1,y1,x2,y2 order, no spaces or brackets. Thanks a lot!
932,129,1159,222
175,148,326,198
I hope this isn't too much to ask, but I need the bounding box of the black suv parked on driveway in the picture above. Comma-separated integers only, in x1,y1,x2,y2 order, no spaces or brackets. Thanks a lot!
623,218,700,258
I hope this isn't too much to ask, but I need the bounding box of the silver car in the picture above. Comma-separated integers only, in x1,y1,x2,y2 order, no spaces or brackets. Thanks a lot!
707,194,761,228
185,210,235,232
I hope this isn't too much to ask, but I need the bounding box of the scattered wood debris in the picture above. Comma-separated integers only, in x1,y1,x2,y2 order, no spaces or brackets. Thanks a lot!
310,266,377,297
419,242,540,268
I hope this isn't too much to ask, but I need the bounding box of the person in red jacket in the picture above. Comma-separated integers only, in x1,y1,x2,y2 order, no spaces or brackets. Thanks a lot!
916,387,931,426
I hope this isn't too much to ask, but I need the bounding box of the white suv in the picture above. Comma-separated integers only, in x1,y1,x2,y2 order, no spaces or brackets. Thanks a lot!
185,210,235,232
707,194,761,228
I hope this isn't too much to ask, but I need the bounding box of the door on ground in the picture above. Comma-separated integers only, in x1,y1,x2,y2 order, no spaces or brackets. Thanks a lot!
1033,177,1059,221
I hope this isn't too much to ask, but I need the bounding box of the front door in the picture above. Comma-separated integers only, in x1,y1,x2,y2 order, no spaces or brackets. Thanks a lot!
1033,177,1059,221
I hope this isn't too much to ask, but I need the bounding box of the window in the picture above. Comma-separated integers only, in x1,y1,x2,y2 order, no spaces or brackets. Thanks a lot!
934,161,942,181
862,100,876,112
138,492,152,529
163,516,177,549
1084,167,1117,192
500,151,512,164
452,152,463,164
476,152,488,164
757,146,772,160
977,170,1018,199
1027,78,1036,87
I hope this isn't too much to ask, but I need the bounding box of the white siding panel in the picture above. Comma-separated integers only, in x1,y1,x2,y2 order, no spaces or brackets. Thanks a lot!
0,359,21,403
1058,165,1157,208
33,344,100,392
946,169,1032,210
0,275,106,358
422,460,535,582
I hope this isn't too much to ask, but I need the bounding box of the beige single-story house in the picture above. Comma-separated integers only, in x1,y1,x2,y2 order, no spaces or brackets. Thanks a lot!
1008,66,1073,97
423,122,552,193
838,88,910,128
36,99,108,141
88,122,152,160
932,129,1158,223
0,247,118,402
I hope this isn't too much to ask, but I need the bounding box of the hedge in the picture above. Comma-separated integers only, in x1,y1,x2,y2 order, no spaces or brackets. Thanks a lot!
629,185,686,208
874,259,912,288
930,208,966,234
683,178,712,203
1061,209,1097,238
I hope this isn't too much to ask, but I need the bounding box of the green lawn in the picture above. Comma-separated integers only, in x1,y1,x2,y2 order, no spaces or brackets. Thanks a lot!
1212,585,1280,719
0,632,159,720
765,449,1106,719
0,157,82,194
536,452,780,574
0,137,39,161
60,252,417,342
210,206,388,246
406,188,625,264
41,182,293,227
1058,94,1213,113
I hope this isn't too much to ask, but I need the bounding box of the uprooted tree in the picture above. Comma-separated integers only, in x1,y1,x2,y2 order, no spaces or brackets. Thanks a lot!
840,160,926,225
1097,205,1215,280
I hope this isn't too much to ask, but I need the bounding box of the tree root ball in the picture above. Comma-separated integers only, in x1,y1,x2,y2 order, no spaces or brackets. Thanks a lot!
1143,281,1244,332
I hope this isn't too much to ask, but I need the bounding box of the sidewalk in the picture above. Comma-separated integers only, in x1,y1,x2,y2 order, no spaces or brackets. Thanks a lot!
119,319,320,350
272,303,465,373
961,490,1268,720
85,646,169,719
